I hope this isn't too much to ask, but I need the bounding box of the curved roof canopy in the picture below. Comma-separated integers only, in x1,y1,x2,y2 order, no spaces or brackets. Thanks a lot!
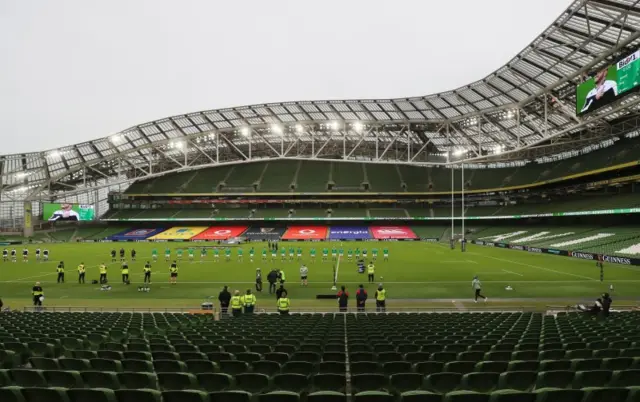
2,0,640,200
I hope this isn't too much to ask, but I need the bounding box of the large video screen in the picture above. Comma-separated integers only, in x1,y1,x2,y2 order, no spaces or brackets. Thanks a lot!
43,203,95,221
576,50,640,115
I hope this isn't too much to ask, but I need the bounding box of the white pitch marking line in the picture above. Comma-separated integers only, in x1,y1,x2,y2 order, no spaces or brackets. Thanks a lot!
9,280,640,284
502,269,524,277
6,272,58,282
477,254,596,281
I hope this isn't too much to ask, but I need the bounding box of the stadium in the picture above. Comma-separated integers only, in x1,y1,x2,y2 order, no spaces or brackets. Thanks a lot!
1,0,640,401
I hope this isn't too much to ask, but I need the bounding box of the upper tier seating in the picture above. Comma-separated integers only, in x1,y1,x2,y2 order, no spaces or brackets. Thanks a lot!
2,311,640,401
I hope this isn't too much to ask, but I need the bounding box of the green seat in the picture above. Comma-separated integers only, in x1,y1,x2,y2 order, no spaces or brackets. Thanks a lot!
507,361,538,372
123,351,152,361
4,342,31,364
593,349,619,359
475,362,507,373
153,360,187,373
539,360,571,371
273,373,310,393
443,391,489,402
319,361,347,374
488,390,535,402
572,370,612,389
497,371,536,391
566,350,592,359
461,373,499,393
44,370,84,388
218,360,250,375
570,359,602,371
415,362,444,376
354,391,395,402
0,350,21,369
511,352,539,361
30,357,60,370
259,391,300,402
0,386,26,402
59,358,91,371
10,369,47,387
121,359,154,372
208,390,252,402
234,373,271,394
535,371,574,389
425,373,462,394
390,373,425,393
351,362,381,375
185,359,218,374
252,361,281,376
308,391,347,402
162,390,209,402
114,389,163,402
581,387,629,402
117,372,159,390
532,389,583,402
157,372,198,390
311,374,346,393
197,373,234,392
602,358,634,370
400,390,442,402
352,373,388,393
81,371,121,389
626,387,640,402
21,387,70,402
90,358,122,372
0,369,11,386
282,361,314,376
98,351,123,361
609,369,640,387
445,362,477,374
68,388,118,402
72,351,98,360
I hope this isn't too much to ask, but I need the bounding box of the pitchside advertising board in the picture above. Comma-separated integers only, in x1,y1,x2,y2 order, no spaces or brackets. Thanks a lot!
328,226,372,240
191,226,248,241
148,227,208,241
370,226,418,240
282,226,329,241
243,227,286,240
471,240,639,266
108,228,166,241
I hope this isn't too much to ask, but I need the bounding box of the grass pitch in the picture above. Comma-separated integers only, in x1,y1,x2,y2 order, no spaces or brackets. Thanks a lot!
0,241,637,310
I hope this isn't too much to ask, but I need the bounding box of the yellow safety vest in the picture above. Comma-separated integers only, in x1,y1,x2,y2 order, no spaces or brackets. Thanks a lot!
376,289,386,301
122,267,129,274
230,296,243,310
242,294,256,306
77,265,85,273
144,266,151,273
280,271,286,281
368,264,375,274
170,267,178,273
32,287,43,296
277,298,290,311
99,266,107,274
56,267,64,273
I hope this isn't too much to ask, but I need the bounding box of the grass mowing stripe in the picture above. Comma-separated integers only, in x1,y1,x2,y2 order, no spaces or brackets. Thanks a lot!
502,269,524,277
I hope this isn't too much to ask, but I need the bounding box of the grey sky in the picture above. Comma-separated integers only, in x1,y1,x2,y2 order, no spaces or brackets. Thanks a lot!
0,0,572,155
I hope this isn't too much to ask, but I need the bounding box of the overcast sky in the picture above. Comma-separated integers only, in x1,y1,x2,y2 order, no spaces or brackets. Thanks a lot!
0,0,572,155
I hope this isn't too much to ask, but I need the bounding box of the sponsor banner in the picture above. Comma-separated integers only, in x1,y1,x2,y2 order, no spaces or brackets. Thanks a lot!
148,227,208,240
109,228,166,241
191,226,248,241
329,226,372,240
472,240,640,266
243,227,286,240
282,226,329,240
370,226,418,240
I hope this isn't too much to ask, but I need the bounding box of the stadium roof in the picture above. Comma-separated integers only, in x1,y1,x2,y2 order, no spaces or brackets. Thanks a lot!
3,0,640,200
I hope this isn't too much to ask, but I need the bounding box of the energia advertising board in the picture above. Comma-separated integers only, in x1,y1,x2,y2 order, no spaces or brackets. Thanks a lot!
328,226,372,240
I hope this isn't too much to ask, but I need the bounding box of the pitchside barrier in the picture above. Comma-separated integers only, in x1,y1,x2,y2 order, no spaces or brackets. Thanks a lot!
471,240,640,266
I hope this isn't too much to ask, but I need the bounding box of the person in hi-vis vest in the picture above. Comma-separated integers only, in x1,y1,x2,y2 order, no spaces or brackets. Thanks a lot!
230,290,243,317
242,289,256,314
277,296,290,315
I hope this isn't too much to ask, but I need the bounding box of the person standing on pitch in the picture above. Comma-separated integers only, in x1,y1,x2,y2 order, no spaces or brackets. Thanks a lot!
337,285,349,312
472,276,487,303
375,284,386,312
356,284,368,312
242,289,257,314
300,264,309,287
218,286,231,316
267,269,278,294
77,262,86,284
255,268,263,292
143,261,152,284
367,262,375,283
32,282,44,307
121,261,130,284
56,261,65,283
230,290,243,317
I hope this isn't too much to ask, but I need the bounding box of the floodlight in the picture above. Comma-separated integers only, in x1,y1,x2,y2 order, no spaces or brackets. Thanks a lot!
295,124,303,133
271,124,282,134
172,141,184,149
47,150,61,158
241,127,250,136
110,134,124,144
494,146,502,154
330,121,339,131
453,149,464,156
353,122,363,133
